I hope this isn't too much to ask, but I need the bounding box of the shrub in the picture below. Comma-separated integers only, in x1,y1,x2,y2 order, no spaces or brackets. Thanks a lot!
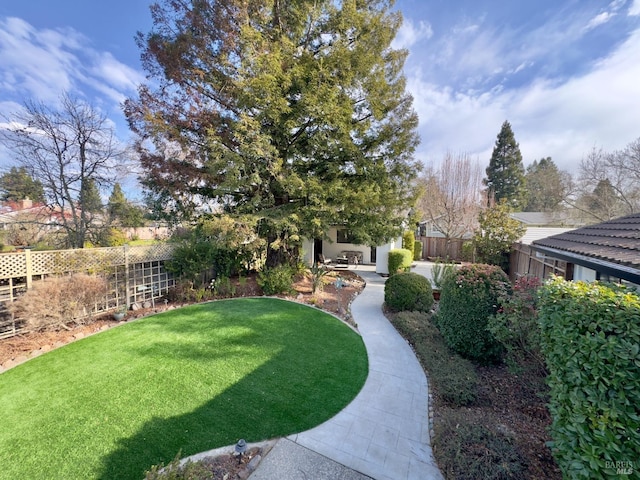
413,241,422,261
402,230,415,255
257,265,294,295
106,227,128,247
166,241,242,287
538,277,640,479
436,263,510,363
461,240,475,262
165,280,213,304
390,311,478,406
384,272,434,313
488,275,545,374
211,275,236,297
434,409,526,479
9,273,107,331
387,248,413,275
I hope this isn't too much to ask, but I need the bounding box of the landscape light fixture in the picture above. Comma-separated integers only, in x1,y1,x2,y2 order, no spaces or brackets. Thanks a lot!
235,438,247,464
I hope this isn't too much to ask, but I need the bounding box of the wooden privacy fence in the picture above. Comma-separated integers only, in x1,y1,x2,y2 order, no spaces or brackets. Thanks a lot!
0,244,176,339
416,236,466,261
509,243,566,282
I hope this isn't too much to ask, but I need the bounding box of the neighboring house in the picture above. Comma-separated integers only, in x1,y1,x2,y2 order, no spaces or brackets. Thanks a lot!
0,199,68,246
301,226,402,275
530,212,640,288
511,211,585,244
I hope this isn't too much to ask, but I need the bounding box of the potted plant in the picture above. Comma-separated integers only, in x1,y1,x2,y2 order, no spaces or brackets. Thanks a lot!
431,259,457,300
112,305,127,321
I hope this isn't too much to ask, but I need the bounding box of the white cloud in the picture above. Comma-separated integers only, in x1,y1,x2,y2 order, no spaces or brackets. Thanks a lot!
392,19,433,50
629,0,640,15
585,12,614,30
407,27,640,173
0,17,142,108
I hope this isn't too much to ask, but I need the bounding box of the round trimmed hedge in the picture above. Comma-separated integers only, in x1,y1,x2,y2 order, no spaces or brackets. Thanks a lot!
384,272,434,312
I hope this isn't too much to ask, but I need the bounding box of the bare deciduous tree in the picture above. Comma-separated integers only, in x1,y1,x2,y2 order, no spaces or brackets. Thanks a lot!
417,152,485,255
0,93,128,248
566,142,640,222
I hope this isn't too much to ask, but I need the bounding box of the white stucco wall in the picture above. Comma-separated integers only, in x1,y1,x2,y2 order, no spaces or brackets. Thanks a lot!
301,238,314,266
573,264,597,282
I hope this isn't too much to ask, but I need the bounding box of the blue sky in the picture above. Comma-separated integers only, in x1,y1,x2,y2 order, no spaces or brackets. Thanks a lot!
1,0,639,178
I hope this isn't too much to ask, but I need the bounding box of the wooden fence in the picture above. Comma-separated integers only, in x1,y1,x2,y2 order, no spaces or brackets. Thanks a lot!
0,244,176,339
416,236,466,261
509,243,567,282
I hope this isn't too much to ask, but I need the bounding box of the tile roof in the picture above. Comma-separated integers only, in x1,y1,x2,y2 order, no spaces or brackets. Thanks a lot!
532,213,640,269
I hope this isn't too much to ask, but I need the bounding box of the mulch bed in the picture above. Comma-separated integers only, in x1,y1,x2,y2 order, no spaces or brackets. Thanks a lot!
471,364,562,479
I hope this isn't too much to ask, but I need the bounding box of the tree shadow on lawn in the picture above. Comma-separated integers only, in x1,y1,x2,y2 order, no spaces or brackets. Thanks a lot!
97,304,367,480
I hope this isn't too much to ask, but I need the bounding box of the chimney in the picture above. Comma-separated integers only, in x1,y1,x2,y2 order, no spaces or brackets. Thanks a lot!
20,198,33,209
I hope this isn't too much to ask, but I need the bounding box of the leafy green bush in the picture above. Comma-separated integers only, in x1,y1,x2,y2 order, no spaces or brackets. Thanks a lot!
461,240,475,262
413,241,422,261
390,311,478,406
384,272,434,313
436,263,510,363
211,275,236,297
388,248,413,275
164,280,213,304
538,277,640,479
434,409,526,479
257,265,294,295
488,275,545,374
402,230,415,255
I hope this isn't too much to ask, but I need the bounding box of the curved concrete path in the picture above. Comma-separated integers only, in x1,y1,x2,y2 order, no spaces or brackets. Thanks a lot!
251,265,443,480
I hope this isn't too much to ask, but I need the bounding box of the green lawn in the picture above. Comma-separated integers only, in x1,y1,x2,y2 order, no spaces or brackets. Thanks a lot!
0,298,368,480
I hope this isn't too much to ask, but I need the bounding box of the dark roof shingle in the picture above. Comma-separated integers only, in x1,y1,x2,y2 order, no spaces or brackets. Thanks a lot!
532,213,640,269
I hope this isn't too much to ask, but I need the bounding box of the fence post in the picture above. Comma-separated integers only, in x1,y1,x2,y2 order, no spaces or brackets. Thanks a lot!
25,249,33,290
124,244,130,308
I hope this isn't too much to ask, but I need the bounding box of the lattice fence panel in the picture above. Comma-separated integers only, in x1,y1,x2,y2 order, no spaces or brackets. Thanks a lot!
0,244,177,339
0,253,28,279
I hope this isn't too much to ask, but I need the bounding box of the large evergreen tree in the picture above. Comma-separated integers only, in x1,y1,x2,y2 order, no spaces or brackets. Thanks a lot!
484,121,526,210
0,167,45,203
125,0,420,266
523,157,569,212
108,183,145,227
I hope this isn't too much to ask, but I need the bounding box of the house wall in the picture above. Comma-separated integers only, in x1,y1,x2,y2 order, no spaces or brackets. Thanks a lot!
573,264,597,282
375,236,403,275
301,238,314,266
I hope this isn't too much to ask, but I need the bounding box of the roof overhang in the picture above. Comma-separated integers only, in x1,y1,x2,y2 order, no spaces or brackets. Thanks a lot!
531,244,640,285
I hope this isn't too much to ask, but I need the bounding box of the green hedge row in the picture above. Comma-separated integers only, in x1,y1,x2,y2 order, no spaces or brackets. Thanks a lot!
538,277,640,479
388,248,413,275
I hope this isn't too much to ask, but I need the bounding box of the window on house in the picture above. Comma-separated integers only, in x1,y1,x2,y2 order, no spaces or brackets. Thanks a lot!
337,229,356,244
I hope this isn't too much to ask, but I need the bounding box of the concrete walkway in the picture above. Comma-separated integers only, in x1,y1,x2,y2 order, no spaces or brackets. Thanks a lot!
251,264,443,480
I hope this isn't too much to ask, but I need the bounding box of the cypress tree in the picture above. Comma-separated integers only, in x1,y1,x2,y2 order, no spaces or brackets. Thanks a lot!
484,121,526,209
